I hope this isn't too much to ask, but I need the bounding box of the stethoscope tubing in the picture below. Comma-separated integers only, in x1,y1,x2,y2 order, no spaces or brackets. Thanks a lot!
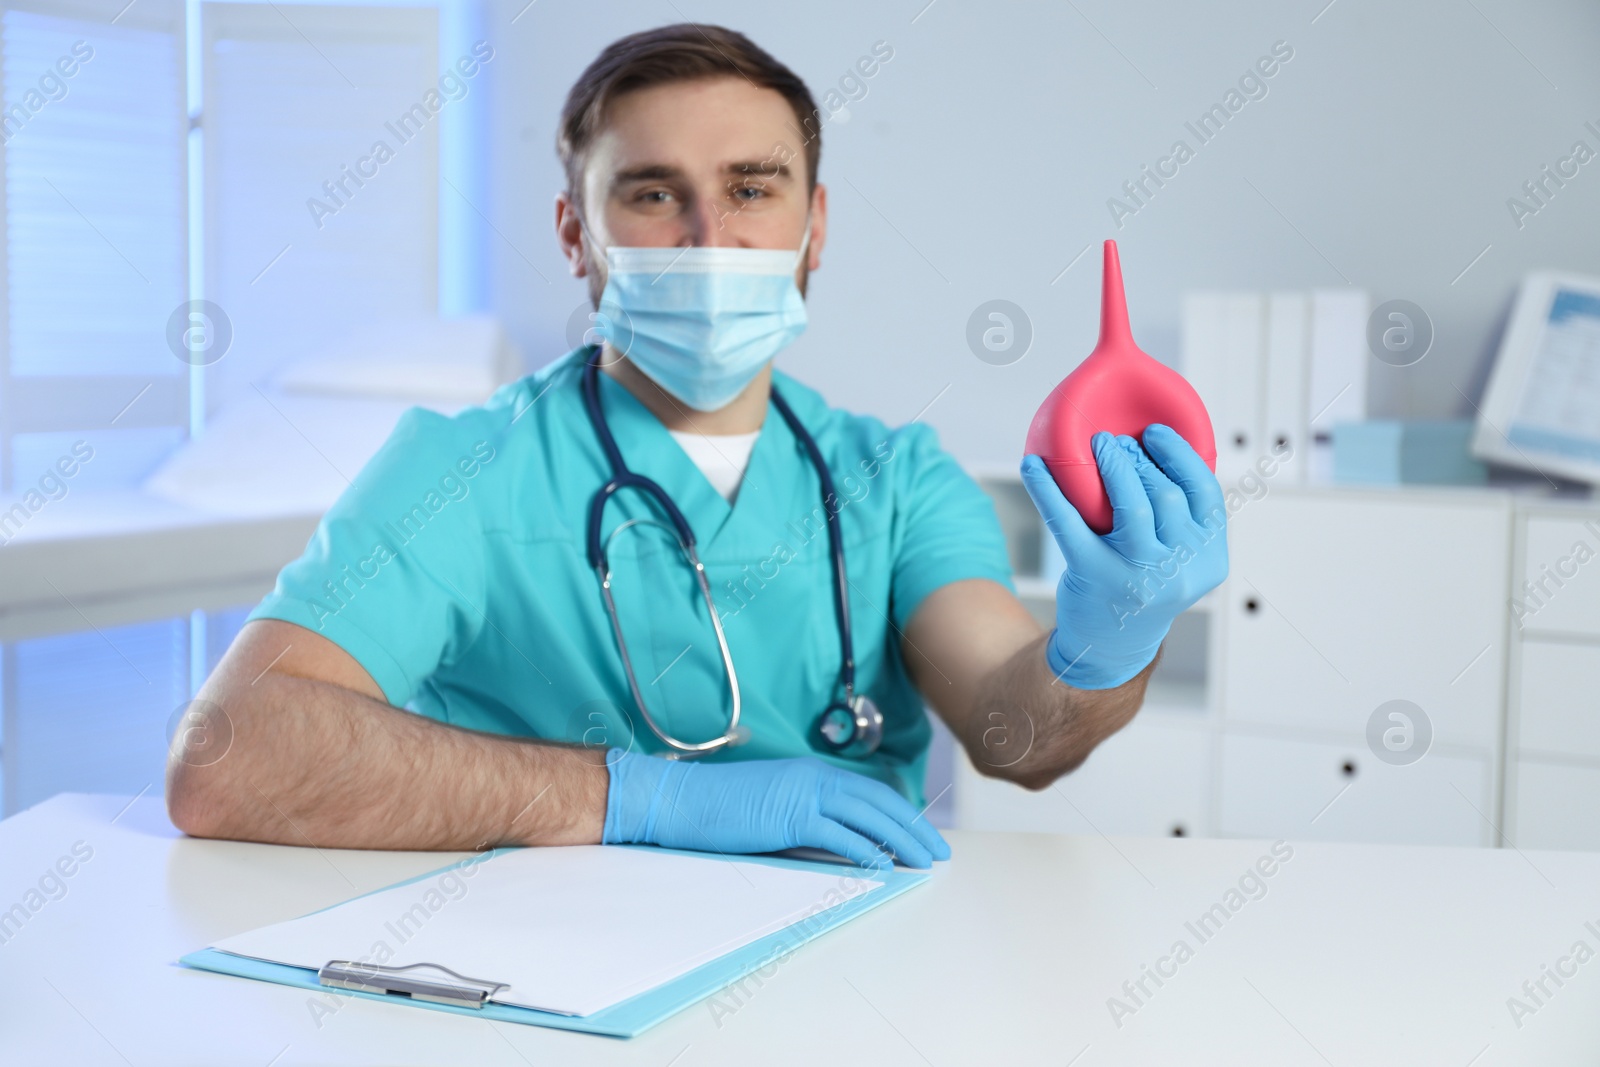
579,348,861,751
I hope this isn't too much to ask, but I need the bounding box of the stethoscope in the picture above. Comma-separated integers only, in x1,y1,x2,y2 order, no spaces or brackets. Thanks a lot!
581,348,883,759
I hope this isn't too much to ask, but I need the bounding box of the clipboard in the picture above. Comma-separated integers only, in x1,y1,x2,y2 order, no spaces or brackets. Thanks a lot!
179,845,930,1039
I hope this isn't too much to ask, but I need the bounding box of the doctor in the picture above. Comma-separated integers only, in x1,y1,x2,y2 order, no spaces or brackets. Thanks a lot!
167,24,1228,869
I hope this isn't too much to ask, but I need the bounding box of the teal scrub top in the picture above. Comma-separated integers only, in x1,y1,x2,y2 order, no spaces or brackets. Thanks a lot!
248,347,1015,806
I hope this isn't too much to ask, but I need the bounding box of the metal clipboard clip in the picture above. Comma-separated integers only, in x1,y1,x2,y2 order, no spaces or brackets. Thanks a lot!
318,960,508,1009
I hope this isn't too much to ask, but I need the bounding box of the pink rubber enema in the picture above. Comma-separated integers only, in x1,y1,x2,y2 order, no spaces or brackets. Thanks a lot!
1024,240,1218,534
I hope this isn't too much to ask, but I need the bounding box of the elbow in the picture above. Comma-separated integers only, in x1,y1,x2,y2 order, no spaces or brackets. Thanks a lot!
1013,769,1056,793
1014,759,1082,792
972,757,1078,793
976,746,1088,792
166,759,224,838
165,693,250,839
166,737,247,840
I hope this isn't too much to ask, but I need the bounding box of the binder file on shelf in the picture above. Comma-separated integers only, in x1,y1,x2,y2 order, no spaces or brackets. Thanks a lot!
1308,289,1370,480
1182,292,1265,483
1264,292,1310,484
1182,287,1368,486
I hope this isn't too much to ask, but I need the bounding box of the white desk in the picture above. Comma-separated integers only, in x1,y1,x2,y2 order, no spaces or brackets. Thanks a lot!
3,793,1598,1065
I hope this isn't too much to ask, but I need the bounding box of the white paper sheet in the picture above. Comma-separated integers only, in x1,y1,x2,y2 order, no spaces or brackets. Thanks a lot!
211,845,882,1017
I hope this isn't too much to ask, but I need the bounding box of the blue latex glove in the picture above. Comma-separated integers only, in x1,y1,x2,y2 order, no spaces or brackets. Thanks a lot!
1021,423,1228,689
602,751,950,869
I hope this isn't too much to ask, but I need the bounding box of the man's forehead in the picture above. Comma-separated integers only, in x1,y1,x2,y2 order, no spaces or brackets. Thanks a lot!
587,79,806,183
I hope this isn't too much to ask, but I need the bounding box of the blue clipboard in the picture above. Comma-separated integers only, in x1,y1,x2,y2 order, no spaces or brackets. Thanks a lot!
179,845,929,1039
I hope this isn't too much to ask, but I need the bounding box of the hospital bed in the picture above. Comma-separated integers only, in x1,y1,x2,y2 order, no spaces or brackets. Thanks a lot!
0,316,521,643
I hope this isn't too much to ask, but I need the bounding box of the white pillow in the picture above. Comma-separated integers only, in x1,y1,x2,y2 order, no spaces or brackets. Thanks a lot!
273,315,520,404
142,392,438,517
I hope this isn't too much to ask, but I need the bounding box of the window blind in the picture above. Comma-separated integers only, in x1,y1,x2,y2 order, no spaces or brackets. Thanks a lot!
200,2,439,415
0,1,450,815
2,616,189,813
1,0,187,490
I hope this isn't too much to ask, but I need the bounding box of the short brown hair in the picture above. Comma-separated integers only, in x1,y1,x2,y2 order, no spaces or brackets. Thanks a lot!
557,24,822,211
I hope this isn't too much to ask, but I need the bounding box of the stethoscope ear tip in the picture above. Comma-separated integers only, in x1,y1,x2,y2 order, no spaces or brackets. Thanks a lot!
725,724,752,747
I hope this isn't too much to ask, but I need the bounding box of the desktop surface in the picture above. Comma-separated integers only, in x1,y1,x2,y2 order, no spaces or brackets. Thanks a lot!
2,792,1597,1065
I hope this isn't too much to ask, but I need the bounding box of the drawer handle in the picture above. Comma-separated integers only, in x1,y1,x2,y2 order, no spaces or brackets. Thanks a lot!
1341,760,1357,778
1244,597,1260,614
1170,824,1187,838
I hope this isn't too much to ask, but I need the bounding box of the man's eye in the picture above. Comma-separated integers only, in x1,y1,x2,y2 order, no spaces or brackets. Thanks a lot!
733,186,767,202
637,189,675,204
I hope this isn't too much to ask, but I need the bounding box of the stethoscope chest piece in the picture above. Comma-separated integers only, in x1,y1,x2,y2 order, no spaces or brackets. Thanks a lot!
814,693,884,759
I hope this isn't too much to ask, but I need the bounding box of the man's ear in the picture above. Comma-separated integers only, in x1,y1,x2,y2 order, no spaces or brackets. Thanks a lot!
806,183,828,273
554,193,588,278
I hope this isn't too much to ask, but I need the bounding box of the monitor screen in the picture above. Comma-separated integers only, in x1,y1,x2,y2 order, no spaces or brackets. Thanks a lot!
1504,289,1600,465
1473,274,1600,486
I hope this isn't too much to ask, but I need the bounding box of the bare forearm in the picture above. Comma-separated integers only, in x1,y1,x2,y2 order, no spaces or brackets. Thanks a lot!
167,672,606,851
957,633,1157,791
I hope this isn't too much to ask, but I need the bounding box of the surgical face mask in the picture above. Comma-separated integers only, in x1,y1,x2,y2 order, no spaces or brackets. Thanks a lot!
590,224,811,412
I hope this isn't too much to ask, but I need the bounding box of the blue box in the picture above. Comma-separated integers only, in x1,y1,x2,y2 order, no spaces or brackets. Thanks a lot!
1333,420,1488,486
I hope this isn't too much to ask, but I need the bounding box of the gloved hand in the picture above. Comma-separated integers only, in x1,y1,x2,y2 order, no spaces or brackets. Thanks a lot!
1021,423,1228,690
602,751,950,869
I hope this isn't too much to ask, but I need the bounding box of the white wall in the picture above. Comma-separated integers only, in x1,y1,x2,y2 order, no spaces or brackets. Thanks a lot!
479,0,1600,467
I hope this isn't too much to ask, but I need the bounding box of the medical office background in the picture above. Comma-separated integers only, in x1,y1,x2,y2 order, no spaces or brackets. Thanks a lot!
4,0,1599,851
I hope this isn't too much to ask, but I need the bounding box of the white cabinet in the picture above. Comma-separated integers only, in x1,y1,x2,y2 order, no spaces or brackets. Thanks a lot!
1505,501,1600,851
1517,517,1600,636
1515,641,1600,758
960,478,1600,853
1219,488,1510,751
1213,487,1509,846
955,707,1211,839
1217,730,1492,847
1511,761,1600,851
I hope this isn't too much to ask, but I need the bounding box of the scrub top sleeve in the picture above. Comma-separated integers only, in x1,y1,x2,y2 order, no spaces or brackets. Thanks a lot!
246,407,498,708
886,423,1016,633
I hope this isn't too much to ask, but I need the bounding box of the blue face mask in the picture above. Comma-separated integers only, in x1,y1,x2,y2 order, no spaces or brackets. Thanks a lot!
591,226,810,412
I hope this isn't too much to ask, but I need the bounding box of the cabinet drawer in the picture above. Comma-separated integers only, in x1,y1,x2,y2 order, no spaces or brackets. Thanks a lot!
1517,640,1600,758
955,714,1209,838
1513,760,1600,851
1519,517,1600,637
1222,491,1507,749
1218,731,1490,846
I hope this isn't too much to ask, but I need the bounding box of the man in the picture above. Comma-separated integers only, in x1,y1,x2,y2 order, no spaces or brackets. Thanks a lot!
167,24,1227,869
